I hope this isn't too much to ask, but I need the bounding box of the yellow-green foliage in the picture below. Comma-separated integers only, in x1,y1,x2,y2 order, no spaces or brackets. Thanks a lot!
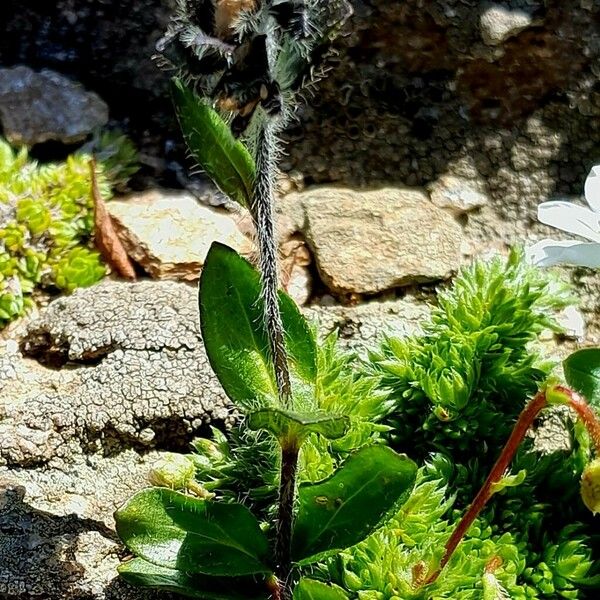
0,138,110,325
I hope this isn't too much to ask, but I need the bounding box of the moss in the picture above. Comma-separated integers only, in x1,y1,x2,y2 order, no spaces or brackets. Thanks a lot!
0,136,136,327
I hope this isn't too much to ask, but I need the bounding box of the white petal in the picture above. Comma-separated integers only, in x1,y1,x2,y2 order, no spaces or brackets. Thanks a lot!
537,201,600,242
584,164,600,213
526,239,600,268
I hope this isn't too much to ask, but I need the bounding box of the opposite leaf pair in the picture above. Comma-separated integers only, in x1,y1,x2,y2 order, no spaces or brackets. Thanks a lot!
115,243,418,599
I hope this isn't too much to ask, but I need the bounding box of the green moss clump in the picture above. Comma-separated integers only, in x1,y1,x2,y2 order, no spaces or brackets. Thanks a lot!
0,136,135,327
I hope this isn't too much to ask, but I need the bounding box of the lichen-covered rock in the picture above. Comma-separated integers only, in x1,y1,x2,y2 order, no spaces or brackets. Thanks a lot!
0,280,231,468
0,66,108,146
0,455,174,600
0,279,233,598
108,190,254,281
306,297,431,354
282,187,463,295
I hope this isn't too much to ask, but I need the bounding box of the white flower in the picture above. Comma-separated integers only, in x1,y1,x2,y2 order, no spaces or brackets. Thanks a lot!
527,165,600,268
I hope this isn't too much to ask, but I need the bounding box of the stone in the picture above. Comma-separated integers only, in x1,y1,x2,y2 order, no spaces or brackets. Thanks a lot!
286,265,312,306
108,190,254,281
305,297,431,355
0,278,238,598
0,455,173,600
0,66,108,146
479,4,534,46
280,235,313,305
556,305,586,341
1,280,231,468
284,187,463,295
428,175,489,214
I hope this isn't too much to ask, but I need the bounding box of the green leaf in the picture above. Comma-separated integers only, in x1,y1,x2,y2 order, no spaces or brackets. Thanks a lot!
172,78,255,208
115,488,272,576
489,469,527,495
564,348,600,406
200,242,317,408
293,579,349,600
247,408,349,445
118,558,268,599
292,445,417,564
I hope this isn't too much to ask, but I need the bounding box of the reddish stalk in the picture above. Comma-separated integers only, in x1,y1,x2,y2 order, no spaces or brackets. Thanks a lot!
425,391,548,585
558,385,600,454
425,385,600,586
267,576,282,600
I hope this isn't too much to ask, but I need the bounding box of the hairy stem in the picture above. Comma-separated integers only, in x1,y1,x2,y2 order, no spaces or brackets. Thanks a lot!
426,391,548,585
275,444,299,600
267,575,282,600
252,116,292,403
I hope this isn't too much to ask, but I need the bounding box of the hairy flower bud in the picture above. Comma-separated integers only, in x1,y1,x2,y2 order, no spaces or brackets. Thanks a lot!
148,453,196,489
149,453,215,498
194,437,228,463
581,458,600,515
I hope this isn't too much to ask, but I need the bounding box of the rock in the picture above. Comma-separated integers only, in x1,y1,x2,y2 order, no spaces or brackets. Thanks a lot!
428,175,489,214
479,4,534,46
287,265,312,306
0,66,108,146
556,305,586,341
108,190,254,281
283,187,463,295
1,280,231,468
305,297,431,355
0,455,173,600
0,278,237,598
280,235,313,305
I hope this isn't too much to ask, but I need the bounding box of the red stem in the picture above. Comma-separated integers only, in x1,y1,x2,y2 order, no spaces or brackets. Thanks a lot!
557,385,600,454
425,385,600,587
267,576,282,600
425,391,548,585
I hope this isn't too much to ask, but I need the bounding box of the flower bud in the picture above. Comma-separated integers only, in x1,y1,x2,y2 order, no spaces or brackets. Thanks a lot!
194,437,228,464
581,458,600,515
148,453,196,490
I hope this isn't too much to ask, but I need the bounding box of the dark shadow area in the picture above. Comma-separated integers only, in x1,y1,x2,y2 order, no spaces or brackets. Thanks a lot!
287,0,599,215
0,0,597,211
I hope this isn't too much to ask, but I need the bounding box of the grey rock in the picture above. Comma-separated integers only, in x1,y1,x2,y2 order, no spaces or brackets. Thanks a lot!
1,280,231,468
306,297,431,355
287,264,312,306
282,187,463,295
530,405,573,454
0,452,175,600
0,279,234,598
479,4,534,46
0,66,108,146
555,305,586,341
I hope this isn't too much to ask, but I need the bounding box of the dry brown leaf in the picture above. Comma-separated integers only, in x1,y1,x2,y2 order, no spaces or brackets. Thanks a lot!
90,158,136,280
